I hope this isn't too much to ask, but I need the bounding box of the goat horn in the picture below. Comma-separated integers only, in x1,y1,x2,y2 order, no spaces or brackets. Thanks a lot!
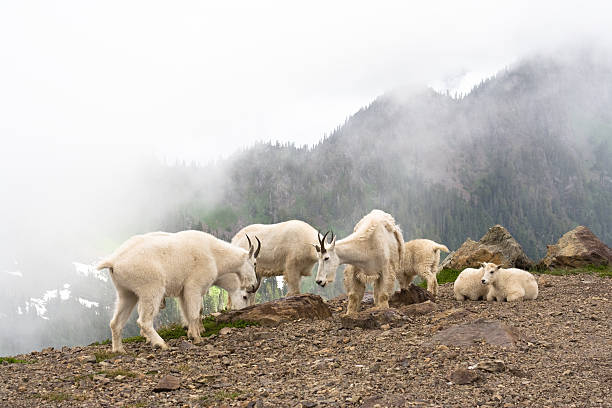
245,234,252,249
321,230,330,252
254,236,261,258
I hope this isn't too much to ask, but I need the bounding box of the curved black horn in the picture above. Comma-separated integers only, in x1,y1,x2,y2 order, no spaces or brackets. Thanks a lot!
245,234,252,249
329,230,335,243
321,230,330,252
254,236,261,258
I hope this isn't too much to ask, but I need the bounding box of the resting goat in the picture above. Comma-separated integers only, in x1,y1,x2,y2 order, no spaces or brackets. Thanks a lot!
315,210,404,314
231,220,320,301
481,262,538,302
97,231,260,352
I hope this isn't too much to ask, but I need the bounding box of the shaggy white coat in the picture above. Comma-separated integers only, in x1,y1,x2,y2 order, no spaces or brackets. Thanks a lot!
315,209,404,314
453,267,488,301
481,262,539,302
97,230,258,352
231,220,320,298
398,239,450,296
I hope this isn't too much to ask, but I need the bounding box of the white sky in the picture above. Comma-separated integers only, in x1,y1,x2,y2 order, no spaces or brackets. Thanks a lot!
1,1,611,163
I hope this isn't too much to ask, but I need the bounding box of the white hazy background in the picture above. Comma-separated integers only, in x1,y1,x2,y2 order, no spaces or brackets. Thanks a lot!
1,0,612,353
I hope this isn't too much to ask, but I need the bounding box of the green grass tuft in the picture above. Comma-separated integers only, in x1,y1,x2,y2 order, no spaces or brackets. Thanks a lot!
418,268,462,288
538,264,612,278
0,357,30,364
94,351,121,363
94,316,258,346
98,369,137,378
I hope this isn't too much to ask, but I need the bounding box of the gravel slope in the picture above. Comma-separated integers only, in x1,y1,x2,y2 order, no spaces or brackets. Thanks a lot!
1,273,610,408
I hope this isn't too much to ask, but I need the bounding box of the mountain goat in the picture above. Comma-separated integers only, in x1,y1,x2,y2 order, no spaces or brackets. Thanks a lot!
214,273,251,310
231,220,320,299
97,230,260,352
481,262,539,302
398,239,450,296
453,267,488,301
315,210,404,314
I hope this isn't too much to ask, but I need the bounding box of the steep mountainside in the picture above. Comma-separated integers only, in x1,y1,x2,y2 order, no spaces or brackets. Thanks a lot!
193,50,612,260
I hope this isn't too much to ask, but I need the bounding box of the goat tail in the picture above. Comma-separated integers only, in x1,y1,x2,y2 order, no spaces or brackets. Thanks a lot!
384,220,404,269
96,259,114,273
432,243,450,253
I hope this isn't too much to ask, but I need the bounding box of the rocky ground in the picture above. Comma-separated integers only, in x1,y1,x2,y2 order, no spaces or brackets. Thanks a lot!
1,273,611,408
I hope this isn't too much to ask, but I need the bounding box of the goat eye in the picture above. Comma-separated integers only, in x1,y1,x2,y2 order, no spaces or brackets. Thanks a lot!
243,295,248,300
324,256,330,261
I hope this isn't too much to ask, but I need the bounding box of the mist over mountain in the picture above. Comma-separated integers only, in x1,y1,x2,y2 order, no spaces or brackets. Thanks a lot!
199,49,612,260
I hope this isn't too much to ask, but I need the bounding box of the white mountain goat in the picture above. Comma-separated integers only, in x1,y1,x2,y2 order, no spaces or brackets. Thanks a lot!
481,262,539,302
398,239,450,296
213,273,250,310
315,210,404,314
231,220,320,299
453,267,488,301
97,230,261,352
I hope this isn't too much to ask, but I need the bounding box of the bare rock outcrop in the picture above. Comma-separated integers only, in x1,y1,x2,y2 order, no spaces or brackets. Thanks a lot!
215,294,331,326
441,225,533,270
537,226,612,269
430,319,521,348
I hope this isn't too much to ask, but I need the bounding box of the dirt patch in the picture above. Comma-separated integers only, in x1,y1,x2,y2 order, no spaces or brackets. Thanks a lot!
0,274,610,407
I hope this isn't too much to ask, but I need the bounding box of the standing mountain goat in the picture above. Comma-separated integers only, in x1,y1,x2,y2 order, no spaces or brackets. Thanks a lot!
453,267,488,301
97,231,261,352
481,262,539,302
231,220,320,301
315,210,404,314
398,239,450,296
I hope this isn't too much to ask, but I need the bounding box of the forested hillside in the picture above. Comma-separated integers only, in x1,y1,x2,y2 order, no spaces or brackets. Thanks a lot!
171,51,612,262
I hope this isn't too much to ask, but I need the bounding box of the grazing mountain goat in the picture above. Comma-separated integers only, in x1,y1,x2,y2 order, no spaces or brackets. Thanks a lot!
398,239,450,297
453,267,488,301
231,220,320,299
213,273,250,310
481,262,539,302
315,210,404,314
97,230,260,352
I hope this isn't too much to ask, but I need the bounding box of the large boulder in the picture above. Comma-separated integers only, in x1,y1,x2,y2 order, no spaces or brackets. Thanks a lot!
537,226,612,269
441,225,533,270
215,294,331,326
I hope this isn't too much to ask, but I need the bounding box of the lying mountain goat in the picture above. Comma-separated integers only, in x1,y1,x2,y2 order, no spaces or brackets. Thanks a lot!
97,231,260,352
398,239,450,296
231,220,320,300
481,262,538,302
453,267,488,301
315,210,404,314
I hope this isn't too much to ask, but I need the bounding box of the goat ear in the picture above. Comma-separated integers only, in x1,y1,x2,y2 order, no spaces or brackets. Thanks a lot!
497,264,502,270
480,262,486,267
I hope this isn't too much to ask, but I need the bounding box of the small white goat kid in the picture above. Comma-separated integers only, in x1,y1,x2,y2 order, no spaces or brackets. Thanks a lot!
453,267,488,301
231,220,320,300
398,239,450,296
480,262,539,302
97,230,260,352
315,210,404,314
